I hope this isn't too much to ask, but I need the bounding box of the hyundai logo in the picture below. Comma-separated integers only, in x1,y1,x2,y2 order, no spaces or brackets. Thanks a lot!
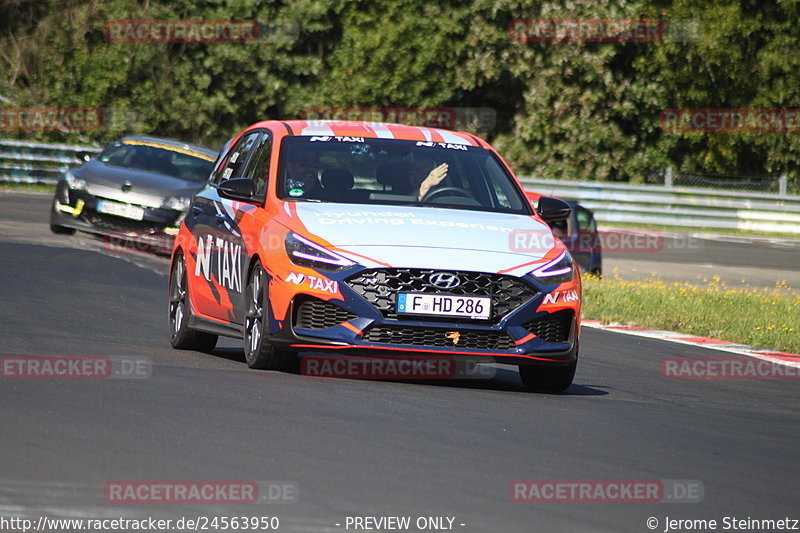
428,272,461,289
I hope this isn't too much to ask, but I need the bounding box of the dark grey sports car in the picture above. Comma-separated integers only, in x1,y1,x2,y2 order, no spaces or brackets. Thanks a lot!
50,135,217,251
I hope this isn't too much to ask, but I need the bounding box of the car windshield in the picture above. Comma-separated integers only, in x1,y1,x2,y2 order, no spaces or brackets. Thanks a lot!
98,140,215,183
277,136,530,214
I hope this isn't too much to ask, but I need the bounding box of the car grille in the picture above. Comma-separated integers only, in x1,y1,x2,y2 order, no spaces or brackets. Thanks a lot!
522,310,573,343
364,325,516,351
346,269,537,321
294,298,358,330
84,212,162,233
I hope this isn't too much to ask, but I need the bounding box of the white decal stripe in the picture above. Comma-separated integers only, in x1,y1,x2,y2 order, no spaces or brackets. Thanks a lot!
436,129,471,145
284,202,292,217
419,127,434,142
369,122,395,139
300,121,336,136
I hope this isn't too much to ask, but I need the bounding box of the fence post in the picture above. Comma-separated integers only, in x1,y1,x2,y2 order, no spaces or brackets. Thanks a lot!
779,174,787,197
665,166,673,188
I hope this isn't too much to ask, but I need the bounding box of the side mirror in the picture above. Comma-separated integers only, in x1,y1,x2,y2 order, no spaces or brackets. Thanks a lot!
537,196,572,223
218,178,257,202
76,151,92,162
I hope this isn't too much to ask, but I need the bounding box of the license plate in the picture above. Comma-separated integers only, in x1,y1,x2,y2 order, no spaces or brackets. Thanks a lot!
97,200,145,221
397,293,491,320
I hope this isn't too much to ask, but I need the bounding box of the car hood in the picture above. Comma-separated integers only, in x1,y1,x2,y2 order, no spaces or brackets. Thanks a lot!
75,161,203,208
287,202,562,275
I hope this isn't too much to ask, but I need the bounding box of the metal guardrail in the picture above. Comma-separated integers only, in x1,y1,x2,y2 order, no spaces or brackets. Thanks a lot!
519,177,800,234
0,139,101,184
2,138,798,234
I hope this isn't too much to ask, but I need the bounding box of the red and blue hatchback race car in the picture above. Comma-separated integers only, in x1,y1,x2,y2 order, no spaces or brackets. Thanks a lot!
168,120,582,391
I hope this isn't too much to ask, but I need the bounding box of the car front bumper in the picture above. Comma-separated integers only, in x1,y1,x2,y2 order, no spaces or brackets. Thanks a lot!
51,182,184,253
266,267,580,367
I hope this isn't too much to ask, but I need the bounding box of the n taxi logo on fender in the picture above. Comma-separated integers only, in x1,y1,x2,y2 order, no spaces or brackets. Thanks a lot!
194,235,242,293
543,290,579,305
286,272,339,294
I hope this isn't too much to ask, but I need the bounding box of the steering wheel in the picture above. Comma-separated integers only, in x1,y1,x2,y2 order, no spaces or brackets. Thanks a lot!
421,186,473,203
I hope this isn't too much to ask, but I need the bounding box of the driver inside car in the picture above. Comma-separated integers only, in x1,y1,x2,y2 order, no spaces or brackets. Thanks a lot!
284,147,322,198
408,156,449,201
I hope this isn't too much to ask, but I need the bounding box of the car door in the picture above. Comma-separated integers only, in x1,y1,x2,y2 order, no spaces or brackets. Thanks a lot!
216,129,274,324
187,131,262,323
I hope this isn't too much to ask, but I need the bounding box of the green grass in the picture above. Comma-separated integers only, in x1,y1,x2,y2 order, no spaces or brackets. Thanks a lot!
0,182,56,193
582,273,800,353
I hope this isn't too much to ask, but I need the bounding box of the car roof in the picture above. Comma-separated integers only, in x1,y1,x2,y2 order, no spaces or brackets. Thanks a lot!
271,120,485,147
119,135,217,159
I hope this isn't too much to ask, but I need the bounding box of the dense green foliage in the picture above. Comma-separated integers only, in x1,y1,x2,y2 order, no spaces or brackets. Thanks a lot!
2,0,799,183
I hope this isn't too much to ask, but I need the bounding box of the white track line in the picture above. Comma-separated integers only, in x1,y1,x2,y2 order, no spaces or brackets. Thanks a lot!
582,320,800,369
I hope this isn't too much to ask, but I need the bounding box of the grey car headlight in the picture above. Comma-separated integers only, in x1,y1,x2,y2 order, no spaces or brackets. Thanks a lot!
64,171,88,192
163,195,191,211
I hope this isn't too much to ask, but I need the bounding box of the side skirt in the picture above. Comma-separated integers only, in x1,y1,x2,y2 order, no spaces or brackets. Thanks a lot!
188,314,244,339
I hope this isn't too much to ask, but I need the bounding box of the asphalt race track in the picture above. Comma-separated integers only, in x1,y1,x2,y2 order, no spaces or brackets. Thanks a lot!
1,192,799,533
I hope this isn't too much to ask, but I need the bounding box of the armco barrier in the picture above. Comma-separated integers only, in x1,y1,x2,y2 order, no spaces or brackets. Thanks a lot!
519,176,800,234
1,138,798,235
0,139,101,185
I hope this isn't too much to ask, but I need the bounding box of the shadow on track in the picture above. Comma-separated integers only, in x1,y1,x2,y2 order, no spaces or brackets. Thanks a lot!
207,347,608,396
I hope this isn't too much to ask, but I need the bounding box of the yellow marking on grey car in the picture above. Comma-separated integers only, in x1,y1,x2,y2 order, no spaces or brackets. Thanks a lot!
121,139,215,162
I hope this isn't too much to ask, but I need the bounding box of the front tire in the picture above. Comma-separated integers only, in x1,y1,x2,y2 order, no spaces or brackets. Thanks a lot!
169,252,218,352
518,360,576,393
243,260,295,370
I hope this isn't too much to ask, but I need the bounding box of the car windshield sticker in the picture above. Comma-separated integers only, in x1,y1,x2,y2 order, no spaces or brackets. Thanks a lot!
308,136,366,143
415,141,468,151
289,188,304,197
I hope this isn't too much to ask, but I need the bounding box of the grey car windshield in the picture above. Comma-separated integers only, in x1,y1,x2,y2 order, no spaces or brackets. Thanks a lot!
98,140,215,183
277,137,530,214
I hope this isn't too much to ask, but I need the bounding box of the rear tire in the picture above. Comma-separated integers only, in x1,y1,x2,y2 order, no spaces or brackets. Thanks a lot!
518,360,576,393
244,260,295,370
169,252,218,352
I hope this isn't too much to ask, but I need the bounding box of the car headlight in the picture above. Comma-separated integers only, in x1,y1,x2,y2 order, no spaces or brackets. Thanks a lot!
529,250,575,284
163,195,191,211
64,171,88,192
285,232,355,271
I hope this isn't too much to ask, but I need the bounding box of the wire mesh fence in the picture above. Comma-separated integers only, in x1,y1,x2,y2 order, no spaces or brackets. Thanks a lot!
643,168,798,195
